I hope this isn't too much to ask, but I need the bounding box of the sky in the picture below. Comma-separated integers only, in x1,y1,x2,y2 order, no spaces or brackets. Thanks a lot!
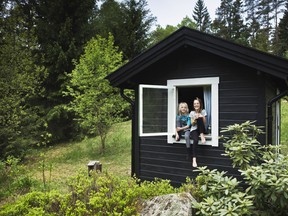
146,0,221,28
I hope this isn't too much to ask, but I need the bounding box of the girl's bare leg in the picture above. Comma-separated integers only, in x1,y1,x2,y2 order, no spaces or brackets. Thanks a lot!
192,157,197,167
200,133,206,144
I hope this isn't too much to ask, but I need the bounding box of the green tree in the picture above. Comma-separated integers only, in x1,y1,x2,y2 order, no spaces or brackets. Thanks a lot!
93,0,123,45
65,35,129,152
256,0,274,51
177,16,197,29
149,17,196,46
0,1,46,158
95,0,156,60
212,0,247,45
192,0,211,32
119,0,156,59
212,0,234,38
274,2,288,57
32,0,98,143
244,0,261,46
149,25,178,46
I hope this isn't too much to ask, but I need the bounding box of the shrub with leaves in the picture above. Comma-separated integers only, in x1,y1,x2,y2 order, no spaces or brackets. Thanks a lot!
241,154,288,215
0,156,34,200
221,121,288,215
221,121,265,170
192,167,254,215
0,171,177,215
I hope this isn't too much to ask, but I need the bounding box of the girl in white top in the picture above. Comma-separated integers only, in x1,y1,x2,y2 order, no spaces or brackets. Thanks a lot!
189,97,207,168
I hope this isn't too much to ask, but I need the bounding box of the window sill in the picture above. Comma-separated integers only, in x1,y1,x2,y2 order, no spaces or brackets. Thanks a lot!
172,135,214,146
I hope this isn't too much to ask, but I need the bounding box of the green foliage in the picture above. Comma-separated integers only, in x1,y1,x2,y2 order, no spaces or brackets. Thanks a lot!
94,0,156,60
221,121,266,170
0,2,47,158
0,171,177,215
149,17,196,46
0,156,34,200
0,190,66,216
149,25,178,46
281,100,288,154
276,2,288,57
119,0,156,59
65,34,129,152
2,121,288,215
241,154,288,215
192,0,211,32
32,0,98,143
177,16,197,29
212,0,248,45
192,167,254,215
221,121,288,215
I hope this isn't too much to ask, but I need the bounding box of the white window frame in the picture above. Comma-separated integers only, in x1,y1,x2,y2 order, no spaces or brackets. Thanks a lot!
139,77,219,147
139,85,176,136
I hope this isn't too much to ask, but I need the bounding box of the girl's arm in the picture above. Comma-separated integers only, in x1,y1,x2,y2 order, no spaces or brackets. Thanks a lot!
200,110,207,125
187,116,191,127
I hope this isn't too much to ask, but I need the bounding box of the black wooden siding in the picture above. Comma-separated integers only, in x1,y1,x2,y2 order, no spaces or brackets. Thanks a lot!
133,48,268,186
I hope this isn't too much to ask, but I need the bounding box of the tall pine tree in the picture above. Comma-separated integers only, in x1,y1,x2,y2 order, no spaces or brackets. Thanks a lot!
32,0,97,142
192,0,211,33
94,0,156,60
212,0,246,44
119,0,156,59
244,0,261,45
0,1,46,158
275,2,288,57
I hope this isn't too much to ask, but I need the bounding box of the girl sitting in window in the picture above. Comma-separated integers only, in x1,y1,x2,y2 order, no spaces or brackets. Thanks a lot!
175,102,192,164
190,97,207,167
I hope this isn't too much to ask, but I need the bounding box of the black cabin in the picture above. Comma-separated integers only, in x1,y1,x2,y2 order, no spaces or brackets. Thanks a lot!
106,27,288,185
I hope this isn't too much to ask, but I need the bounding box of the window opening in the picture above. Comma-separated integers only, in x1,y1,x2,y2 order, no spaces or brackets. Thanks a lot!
139,77,219,147
177,86,212,140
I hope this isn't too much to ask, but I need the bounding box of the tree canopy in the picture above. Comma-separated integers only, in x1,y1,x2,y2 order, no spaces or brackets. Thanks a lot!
65,34,129,152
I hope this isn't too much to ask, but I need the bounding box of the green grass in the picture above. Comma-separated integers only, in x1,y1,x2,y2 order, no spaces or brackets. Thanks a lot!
24,120,132,192
281,100,288,154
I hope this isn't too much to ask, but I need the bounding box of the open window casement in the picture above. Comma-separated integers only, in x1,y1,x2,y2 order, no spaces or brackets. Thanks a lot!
139,85,176,142
139,77,219,147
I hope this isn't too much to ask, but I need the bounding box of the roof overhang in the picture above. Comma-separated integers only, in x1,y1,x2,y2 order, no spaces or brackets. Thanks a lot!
107,27,288,88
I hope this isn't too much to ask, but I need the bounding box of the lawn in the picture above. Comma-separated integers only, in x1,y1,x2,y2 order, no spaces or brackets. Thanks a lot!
24,120,132,193
281,99,288,154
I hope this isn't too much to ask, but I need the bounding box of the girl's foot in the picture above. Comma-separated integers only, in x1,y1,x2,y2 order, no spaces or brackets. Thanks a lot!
175,134,180,141
200,133,206,144
192,157,197,168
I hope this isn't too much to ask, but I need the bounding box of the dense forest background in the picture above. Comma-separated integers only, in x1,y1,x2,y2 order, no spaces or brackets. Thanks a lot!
1,0,288,160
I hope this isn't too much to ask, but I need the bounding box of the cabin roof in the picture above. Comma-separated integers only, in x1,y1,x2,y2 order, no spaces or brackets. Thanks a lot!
107,27,288,88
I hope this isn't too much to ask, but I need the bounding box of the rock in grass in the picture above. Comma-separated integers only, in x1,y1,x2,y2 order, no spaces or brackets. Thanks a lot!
140,192,197,216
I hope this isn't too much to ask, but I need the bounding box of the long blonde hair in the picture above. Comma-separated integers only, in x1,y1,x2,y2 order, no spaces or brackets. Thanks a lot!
178,102,189,115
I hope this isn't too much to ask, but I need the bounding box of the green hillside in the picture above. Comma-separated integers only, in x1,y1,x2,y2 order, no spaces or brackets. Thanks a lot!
25,120,132,194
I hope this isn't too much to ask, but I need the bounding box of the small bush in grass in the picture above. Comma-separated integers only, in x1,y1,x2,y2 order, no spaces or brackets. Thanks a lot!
0,171,178,215
0,156,34,200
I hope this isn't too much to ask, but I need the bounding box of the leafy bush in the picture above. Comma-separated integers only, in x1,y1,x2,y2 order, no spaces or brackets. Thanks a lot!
192,167,254,215
241,154,288,215
0,156,34,200
221,121,288,215
221,121,265,170
0,171,178,215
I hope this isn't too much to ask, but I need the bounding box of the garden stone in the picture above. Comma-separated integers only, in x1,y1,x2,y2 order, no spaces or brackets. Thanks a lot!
140,192,197,216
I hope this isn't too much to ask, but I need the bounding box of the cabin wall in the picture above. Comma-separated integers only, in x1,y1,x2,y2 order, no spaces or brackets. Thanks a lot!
133,48,267,185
